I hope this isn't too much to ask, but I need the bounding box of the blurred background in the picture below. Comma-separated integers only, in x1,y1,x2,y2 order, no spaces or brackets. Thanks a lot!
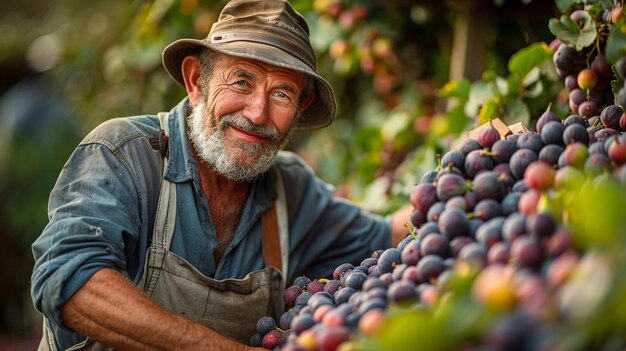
0,0,557,349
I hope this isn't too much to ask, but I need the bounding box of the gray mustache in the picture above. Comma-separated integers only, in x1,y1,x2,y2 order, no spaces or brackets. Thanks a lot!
221,115,280,140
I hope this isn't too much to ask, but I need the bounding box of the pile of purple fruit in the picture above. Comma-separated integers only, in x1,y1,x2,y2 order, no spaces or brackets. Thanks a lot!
251,106,626,350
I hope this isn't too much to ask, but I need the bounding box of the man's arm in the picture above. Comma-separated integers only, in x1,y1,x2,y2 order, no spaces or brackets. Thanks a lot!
390,205,414,247
61,268,261,351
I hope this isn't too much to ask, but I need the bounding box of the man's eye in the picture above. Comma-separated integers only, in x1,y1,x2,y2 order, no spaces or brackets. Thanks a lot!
275,91,287,98
235,80,248,87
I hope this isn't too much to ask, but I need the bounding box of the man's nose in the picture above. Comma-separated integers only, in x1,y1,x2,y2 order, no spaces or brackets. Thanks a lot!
243,92,270,125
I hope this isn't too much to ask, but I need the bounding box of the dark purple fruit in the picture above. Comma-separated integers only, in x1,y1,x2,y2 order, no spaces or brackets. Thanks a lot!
500,192,521,216
516,133,544,154
475,217,505,248
417,254,446,283
478,125,501,148
417,221,440,240
502,212,527,243
526,212,557,238
256,315,277,335
401,239,421,266
510,235,543,269
324,279,342,295
459,138,483,155
427,201,446,222
334,286,357,305
449,236,475,257
535,107,561,133
344,270,368,290
332,263,354,280
387,280,418,304
562,123,590,145
540,121,565,146
509,149,538,180
438,207,470,239
578,100,599,119
420,170,438,184
441,150,466,171
487,241,510,265
410,209,427,227
538,144,563,166
262,329,283,349
377,248,402,274
490,139,517,164
410,182,438,214
458,242,488,268
436,172,470,201
473,198,503,222
294,276,312,289
563,114,586,127
568,88,587,114
419,233,450,258
492,163,515,189
600,104,623,129
283,285,303,308
472,171,506,201
464,149,495,178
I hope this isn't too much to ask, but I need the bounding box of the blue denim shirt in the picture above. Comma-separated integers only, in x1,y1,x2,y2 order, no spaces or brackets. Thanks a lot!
31,98,391,349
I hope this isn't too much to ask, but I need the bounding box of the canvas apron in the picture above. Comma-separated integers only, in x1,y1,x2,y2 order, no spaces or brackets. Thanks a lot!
38,112,289,350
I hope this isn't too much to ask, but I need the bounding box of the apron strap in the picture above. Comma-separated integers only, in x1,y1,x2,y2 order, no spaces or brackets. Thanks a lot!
262,166,289,284
140,112,175,295
154,112,176,250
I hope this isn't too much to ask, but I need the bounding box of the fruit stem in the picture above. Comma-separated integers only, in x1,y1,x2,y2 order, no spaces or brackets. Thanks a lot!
404,223,417,240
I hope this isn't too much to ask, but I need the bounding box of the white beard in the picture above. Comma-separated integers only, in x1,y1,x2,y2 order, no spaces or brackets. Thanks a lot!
187,98,291,182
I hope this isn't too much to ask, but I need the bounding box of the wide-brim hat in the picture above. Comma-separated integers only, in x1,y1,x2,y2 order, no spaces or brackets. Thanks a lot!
162,0,337,131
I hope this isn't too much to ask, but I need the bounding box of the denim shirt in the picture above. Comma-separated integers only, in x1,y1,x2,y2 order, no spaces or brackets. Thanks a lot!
31,98,391,349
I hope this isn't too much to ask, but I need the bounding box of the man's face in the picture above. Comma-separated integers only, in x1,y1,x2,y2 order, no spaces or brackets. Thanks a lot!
188,54,308,181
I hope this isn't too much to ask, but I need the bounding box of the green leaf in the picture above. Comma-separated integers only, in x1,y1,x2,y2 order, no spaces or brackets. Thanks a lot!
508,42,553,78
438,79,471,99
502,99,530,126
548,14,597,51
568,177,626,250
555,0,580,13
479,98,500,124
606,19,626,63
446,104,471,135
465,81,494,119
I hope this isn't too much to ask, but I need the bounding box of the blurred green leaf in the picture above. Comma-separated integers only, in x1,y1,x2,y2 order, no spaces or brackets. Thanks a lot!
568,177,626,250
479,97,500,124
508,42,553,78
438,79,471,100
549,14,597,51
465,81,493,119
502,98,530,125
606,19,626,63
555,0,579,14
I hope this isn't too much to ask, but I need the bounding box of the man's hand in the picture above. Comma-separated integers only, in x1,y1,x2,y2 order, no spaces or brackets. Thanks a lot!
390,205,414,247
61,268,255,351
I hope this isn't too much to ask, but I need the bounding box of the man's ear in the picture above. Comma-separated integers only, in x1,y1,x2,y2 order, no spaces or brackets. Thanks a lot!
301,93,314,111
181,55,203,106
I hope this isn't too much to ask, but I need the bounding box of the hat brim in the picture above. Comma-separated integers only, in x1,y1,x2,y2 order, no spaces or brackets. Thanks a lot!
162,38,336,131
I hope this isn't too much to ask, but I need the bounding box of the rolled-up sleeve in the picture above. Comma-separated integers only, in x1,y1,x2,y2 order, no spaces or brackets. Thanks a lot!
31,141,140,331
278,152,391,282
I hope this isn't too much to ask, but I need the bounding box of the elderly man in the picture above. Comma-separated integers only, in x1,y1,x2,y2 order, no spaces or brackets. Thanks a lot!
31,0,410,349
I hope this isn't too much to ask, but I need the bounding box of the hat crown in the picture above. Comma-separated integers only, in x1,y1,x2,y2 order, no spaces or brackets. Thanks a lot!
208,0,316,70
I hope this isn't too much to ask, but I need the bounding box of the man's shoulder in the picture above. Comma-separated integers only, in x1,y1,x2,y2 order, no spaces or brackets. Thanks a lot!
275,150,313,173
81,115,160,152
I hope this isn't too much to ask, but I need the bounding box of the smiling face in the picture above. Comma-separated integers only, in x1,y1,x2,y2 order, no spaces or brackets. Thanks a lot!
187,53,309,181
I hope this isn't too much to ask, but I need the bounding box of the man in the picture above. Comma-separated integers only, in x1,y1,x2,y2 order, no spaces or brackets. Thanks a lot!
31,0,411,350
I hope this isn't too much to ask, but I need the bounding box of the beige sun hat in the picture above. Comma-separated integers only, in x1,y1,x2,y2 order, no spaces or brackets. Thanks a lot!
162,0,337,130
